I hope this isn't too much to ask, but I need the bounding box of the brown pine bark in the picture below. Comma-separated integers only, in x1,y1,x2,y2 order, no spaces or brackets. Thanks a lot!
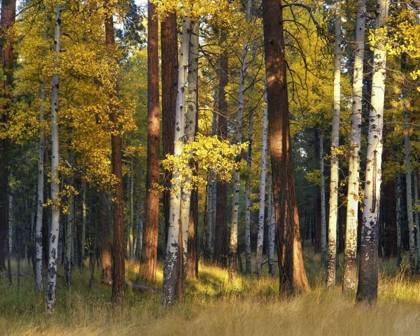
99,188,112,282
161,12,177,247
139,0,160,283
213,29,229,267
105,8,125,305
0,0,16,272
262,0,310,294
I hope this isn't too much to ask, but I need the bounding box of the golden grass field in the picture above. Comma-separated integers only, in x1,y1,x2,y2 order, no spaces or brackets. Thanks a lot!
1,249,420,336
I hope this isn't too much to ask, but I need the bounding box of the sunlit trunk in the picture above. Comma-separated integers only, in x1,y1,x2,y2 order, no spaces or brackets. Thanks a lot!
343,0,366,292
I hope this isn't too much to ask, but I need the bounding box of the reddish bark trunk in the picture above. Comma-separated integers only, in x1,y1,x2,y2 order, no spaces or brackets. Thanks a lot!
213,29,229,267
139,0,160,283
161,12,177,247
262,0,310,294
0,0,16,272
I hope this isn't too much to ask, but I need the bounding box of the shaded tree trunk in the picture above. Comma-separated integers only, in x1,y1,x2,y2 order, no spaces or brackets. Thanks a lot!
100,188,112,282
320,132,327,266
262,0,310,294
213,29,229,267
268,172,275,276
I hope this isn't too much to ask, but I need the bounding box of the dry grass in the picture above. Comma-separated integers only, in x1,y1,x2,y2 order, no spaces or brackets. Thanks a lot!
1,251,420,336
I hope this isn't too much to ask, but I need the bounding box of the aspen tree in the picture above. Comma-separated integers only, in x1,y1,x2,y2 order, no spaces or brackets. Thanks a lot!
320,132,327,266
65,151,74,287
356,0,389,304
47,0,61,314
228,0,252,280
162,15,191,306
244,106,253,274
396,172,403,268
267,171,275,276
255,90,268,277
327,0,342,289
414,170,420,271
343,0,366,292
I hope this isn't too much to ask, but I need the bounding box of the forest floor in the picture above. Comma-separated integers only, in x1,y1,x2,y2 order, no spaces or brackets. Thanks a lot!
1,248,420,335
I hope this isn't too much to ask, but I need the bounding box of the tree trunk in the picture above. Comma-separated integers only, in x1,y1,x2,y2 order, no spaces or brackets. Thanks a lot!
46,0,61,314
414,170,420,272
255,91,268,277
139,0,160,283
262,0,310,294
396,172,403,268
319,132,327,266
327,0,342,289
402,60,416,273
105,6,125,305
100,188,112,282
186,20,199,281
0,0,16,273
268,172,275,276
65,151,74,287
343,0,366,292
81,172,86,267
213,29,229,268
128,159,134,260
245,104,253,274
35,10,47,290
162,16,190,306
161,12,177,247
356,0,388,304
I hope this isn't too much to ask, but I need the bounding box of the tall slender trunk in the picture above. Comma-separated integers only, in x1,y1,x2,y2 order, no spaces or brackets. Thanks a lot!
356,0,389,304
343,0,366,292
185,20,199,281
140,0,160,283
46,0,61,314
262,0,310,294
402,78,416,273
228,0,252,280
35,9,47,290
100,187,112,281
396,171,403,268
128,159,134,260
161,12,177,246
213,29,229,267
414,170,420,272
245,103,254,274
320,132,327,266
81,170,86,267
105,5,125,305
268,171,275,276
137,201,144,260
0,0,16,272
327,0,342,289
255,90,268,276
162,16,191,306
65,151,74,287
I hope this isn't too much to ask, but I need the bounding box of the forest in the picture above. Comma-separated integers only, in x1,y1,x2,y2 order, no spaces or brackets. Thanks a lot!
1,0,420,334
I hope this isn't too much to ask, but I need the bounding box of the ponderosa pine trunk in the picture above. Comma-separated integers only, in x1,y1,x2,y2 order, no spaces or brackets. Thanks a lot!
46,0,61,314
356,0,389,304
255,91,268,277
105,6,125,305
161,12,177,246
327,0,342,289
0,0,16,273
262,0,310,294
162,16,190,306
213,29,229,267
343,0,366,292
140,0,160,283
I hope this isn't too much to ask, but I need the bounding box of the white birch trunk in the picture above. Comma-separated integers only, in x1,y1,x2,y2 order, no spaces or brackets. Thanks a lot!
255,89,268,276
47,0,61,314
327,0,342,289
403,89,416,273
267,171,275,276
228,14,251,278
245,105,253,274
35,25,46,291
179,18,199,283
162,16,190,306
343,0,366,291
357,0,388,302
